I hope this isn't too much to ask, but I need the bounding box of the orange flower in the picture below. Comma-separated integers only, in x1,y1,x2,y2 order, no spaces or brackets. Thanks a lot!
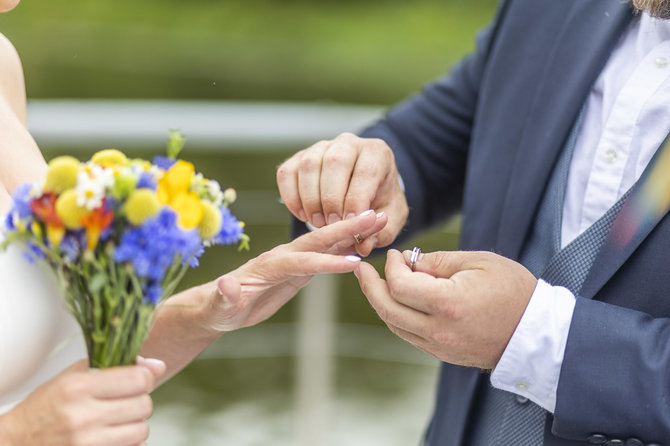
80,200,114,252
30,193,65,247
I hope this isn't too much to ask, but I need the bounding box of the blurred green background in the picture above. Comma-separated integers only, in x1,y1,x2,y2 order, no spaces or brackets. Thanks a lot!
1,0,496,444
1,0,494,104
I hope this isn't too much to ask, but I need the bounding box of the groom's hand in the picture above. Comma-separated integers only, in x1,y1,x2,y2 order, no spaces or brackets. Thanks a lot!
355,249,537,369
277,133,408,256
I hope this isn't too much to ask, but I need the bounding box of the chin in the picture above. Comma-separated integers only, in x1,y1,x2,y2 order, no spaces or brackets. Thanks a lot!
0,0,20,13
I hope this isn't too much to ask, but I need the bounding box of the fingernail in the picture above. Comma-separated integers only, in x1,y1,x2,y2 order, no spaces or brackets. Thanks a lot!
376,211,385,219
327,213,341,225
311,213,326,227
298,209,307,221
345,213,356,220
359,209,374,217
137,357,166,368
346,255,361,263
353,268,360,279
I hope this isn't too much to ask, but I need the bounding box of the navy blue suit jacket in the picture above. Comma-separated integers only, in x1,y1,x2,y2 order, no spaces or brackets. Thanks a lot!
358,0,670,444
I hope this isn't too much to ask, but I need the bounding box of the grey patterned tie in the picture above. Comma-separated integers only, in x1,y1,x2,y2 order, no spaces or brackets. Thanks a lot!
467,107,631,445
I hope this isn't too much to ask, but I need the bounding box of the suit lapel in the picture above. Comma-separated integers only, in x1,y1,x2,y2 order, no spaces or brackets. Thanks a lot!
495,0,633,260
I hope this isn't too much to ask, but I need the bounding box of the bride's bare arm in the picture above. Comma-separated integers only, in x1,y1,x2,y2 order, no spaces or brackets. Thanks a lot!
0,33,48,211
140,210,388,383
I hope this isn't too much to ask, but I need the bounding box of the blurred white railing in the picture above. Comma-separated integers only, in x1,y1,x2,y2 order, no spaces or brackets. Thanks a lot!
27,99,384,151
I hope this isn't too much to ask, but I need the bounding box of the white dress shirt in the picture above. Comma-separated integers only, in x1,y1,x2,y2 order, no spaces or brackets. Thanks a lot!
491,12,670,412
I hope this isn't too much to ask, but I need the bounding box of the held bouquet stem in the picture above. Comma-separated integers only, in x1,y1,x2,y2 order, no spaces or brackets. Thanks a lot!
2,131,249,368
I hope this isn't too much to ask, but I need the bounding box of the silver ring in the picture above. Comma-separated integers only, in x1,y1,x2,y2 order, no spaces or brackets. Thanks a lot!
410,246,421,271
353,233,364,245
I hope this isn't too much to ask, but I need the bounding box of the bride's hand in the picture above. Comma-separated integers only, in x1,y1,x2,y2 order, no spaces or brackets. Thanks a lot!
200,209,387,332
0,358,165,446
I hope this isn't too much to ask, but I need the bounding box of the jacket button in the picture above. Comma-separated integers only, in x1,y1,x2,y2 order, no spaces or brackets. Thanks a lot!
515,395,529,405
606,440,624,446
588,435,608,444
625,439,644,446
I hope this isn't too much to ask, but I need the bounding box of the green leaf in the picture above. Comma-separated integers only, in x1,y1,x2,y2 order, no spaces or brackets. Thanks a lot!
89,272,109,294
237,233,251,252
167,129,186,159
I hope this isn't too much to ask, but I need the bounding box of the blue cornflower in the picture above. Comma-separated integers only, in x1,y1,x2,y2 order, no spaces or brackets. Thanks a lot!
113,208,203,282
211,207,244,245
152,156,176,171
22,242,46,264
5,184,34,230
143,282,163,305
10,184,33,219
59,231,85,263
136,173,156,190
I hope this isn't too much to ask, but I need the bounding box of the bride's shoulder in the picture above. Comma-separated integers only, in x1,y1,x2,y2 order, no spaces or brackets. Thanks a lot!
0,32,26,124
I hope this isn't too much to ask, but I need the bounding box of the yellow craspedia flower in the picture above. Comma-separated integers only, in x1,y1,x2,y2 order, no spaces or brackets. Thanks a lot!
91,149,129,167
171,191,203,229
158,160,195,204
56,189,89,230
199,201,222,239
125,189,161,226
43,156,80,194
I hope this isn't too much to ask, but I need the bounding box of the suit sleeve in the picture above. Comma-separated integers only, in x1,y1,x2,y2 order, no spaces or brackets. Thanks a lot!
355,2,510,241
552,297,670,443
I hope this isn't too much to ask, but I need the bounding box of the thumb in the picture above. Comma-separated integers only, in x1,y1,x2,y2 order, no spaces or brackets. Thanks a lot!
136,356,167,383
403,249,469,279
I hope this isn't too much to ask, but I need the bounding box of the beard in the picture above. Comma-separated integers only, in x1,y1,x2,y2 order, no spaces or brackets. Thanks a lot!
631,0,670,19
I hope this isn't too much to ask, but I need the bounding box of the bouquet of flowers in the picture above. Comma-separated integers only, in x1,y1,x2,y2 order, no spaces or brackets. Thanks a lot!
1,131,249,368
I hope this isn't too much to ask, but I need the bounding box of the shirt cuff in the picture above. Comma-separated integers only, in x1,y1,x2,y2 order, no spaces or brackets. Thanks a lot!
490,279,576,413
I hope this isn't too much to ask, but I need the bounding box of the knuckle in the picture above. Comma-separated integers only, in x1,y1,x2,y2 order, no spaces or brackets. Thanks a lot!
136,422,151,441
429,328,455,348
355,162,380,179
139,395,154,418
336,132,357,142
129,368,151,391
59,408,87,433
298,152,322,171
322,149,345,167
276,165,292,182
58,377,87,401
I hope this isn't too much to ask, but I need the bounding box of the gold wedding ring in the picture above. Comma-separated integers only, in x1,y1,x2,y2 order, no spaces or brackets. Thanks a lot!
353,233,364,245
410,246,422,271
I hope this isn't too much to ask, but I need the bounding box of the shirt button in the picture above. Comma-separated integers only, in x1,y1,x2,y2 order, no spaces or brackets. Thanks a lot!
514,381,529,391
656,56,669,67
604,149,618,164
515,395,529,405
606,440,624,446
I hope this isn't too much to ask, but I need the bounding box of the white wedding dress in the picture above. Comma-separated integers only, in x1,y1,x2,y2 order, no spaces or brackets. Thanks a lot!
0,232,87,415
